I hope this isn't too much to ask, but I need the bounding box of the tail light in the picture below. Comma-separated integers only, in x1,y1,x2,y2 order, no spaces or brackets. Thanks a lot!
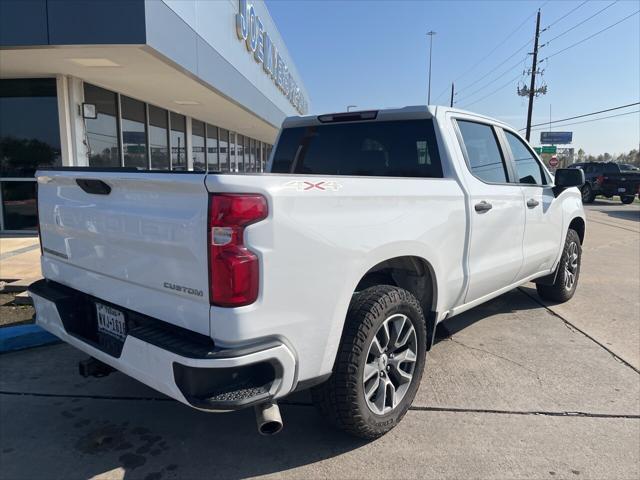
208,194,268,307
596,175,605,185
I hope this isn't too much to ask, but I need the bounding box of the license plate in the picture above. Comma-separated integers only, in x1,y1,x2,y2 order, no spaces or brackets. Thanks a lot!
618,188,626,193
96,303,127,341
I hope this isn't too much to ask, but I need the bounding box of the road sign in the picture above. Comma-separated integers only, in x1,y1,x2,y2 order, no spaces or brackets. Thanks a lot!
534,146,557,154
549,156,559,168
540,131,572,144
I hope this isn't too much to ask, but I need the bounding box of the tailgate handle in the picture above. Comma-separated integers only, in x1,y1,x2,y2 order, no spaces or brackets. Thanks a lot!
76,179,111,195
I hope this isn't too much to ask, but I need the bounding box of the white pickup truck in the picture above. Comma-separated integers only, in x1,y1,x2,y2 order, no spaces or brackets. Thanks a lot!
30,106,585,439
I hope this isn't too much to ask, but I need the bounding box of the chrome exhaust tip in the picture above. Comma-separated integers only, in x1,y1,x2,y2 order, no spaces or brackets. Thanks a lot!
255,401,283,436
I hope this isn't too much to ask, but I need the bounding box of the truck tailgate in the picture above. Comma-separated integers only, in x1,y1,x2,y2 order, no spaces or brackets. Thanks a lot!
36,170,211,335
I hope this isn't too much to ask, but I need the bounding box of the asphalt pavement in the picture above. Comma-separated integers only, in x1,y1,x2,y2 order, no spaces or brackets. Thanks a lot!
1,199,638,480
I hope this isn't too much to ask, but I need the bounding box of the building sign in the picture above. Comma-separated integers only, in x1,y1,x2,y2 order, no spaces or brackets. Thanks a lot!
540,131,572,145
236,0,308,115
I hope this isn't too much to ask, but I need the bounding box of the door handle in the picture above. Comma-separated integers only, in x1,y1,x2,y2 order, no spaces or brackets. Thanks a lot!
527,198,540,208
474,201,493,213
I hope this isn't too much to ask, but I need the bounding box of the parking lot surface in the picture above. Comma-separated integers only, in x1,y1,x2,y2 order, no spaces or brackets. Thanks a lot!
1,200,638,480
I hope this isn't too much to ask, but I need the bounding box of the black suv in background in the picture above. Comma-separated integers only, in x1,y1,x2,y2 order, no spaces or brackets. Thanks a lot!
568,162,640,204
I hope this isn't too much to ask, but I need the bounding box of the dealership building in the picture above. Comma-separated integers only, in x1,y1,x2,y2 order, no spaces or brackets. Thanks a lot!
0,0,309,232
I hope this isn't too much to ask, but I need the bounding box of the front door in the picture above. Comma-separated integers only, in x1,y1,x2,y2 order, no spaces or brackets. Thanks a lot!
455,120,526,303
502,130,564,278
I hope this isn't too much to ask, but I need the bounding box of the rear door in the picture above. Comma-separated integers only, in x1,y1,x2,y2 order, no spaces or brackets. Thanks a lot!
36,170,211,334
501,129,563,278
454,120,526,303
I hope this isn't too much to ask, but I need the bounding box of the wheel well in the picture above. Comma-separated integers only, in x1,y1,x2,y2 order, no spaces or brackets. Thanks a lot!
355,256,438,349
569,217,585,244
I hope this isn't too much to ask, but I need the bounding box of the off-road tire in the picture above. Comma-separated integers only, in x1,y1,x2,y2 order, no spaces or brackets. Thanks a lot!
311,285,427,439
536,229,581,303
621,195,635,205
581,184,595,204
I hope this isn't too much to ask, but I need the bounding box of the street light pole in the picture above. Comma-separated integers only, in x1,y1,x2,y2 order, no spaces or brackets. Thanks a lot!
426,31,437,105
346,105,357,112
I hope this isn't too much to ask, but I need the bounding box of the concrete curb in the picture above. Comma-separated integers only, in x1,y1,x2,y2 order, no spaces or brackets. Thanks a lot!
0,324,60,353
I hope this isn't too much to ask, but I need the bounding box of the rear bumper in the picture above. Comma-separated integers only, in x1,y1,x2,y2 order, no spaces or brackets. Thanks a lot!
28,280,296,411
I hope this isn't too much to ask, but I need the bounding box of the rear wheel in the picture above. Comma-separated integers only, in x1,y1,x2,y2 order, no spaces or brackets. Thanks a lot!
621,195,635,205
536,229,581,303
581,184,595,204
311,285,427,439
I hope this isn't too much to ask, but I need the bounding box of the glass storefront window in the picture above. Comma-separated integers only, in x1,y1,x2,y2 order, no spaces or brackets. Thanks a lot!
170,112,186,170
236,134,245,172
250,138,257,173
219,128,229,172
1,79,62,177
121,95,147,169
1,181,37,230
84,84,120,167
192,120,206,171
206,124,218,171
149,105,169,170
244,135,250,172
229,132,236,172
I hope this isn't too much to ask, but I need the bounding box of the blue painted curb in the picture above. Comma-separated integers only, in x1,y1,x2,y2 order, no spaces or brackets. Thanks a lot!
0,324,60,353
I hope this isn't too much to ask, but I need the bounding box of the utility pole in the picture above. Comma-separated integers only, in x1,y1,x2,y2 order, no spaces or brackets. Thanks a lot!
525,10,541,141
450,83,455,107
427,31,436,105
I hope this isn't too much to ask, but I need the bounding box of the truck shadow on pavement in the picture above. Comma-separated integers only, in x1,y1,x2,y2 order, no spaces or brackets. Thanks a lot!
1,289,551,480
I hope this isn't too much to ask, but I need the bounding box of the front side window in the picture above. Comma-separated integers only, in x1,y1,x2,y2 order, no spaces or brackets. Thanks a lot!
271,119,442,177
121,96,147,169
504,131,545,185
457,120,507,183
84,84,120,167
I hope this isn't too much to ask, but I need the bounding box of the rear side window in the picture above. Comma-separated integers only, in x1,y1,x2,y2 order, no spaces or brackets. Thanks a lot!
504,131,546,185
270,120,442,178
457,120,508,183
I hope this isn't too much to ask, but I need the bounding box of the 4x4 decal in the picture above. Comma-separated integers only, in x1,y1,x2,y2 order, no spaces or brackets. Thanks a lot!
282,180,343,192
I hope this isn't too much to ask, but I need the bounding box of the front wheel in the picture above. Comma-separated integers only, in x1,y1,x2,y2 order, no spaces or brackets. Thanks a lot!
536,229,582,303
311,285,427,439
621,195,635,205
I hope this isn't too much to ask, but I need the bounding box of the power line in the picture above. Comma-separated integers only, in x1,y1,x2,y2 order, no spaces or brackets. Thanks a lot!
542,0,588,30
455,55,528,104
519,102,640,130
527,110,639,132
542,1,618,46
435,1,548,102
542,9,639,61
453,12,535,83
456,39,532,95
460,73,522,109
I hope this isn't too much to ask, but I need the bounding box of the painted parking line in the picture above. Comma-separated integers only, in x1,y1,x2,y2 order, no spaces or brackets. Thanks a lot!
0,243,40,261
0,324,60,353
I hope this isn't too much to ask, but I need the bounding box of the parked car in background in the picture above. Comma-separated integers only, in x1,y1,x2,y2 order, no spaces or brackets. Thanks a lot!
619,163,639,172
568,162,640,204
30,106,586,439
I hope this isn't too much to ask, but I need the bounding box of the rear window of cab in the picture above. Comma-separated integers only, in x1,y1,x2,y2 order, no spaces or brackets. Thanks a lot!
270,119,442,178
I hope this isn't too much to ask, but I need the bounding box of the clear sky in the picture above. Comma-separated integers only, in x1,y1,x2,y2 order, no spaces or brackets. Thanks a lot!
265,0,640,155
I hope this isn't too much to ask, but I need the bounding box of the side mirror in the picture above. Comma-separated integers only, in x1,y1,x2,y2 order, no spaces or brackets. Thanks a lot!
555,168,585,188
